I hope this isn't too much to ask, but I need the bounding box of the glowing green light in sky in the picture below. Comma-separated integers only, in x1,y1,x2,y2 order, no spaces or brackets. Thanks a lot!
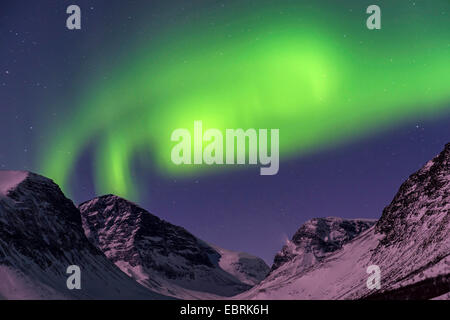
40,1,450,200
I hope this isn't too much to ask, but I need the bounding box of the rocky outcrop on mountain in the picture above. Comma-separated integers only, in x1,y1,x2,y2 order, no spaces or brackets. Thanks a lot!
271,217,376,273
366,142,450,298
0,171,166,300
79,195,269,299
238,143,450,300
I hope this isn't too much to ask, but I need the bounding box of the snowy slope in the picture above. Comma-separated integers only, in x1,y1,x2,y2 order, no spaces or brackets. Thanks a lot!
238,143,450,300
79,195,269,299
212,245,269,286
0,171,167,300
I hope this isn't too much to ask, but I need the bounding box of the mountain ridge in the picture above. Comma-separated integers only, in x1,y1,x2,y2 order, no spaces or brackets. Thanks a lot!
237,143,450,300
79,194,269,299
270,217,376,274
0,143,448,300
0,171,167,299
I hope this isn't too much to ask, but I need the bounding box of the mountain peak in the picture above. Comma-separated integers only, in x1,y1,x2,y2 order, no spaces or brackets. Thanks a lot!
79,193,145,214
0,171,62,198
271,217,376,272
79,194,177,252
0,171,165,299
79,195,268,298
0,171,29,196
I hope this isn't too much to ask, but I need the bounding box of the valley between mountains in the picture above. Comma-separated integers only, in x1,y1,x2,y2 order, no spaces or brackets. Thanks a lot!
0,144,449,299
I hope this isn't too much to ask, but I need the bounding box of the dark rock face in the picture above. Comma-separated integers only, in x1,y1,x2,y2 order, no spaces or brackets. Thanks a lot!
0,171,165,299
366,143,450,298
80,195,220,280
79,195,267,298
376,143,450,246
271,217,376,272
0,173,97,269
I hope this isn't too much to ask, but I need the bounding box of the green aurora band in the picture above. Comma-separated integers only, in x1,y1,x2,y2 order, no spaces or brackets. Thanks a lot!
40,1,450,200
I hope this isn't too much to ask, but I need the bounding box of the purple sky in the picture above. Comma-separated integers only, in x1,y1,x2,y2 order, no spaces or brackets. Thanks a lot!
67,113,450,264
0,0,449,264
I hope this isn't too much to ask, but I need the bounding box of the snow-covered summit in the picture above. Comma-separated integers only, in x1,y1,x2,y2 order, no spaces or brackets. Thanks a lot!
0,171,29,196
0,172,166,299
79,194,269,299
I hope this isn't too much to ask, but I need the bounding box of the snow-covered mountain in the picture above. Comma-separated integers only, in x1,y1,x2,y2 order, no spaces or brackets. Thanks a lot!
238,143,450,300
79,195,269,299
1,142,448,300
0,171,167,300
270,217,376,274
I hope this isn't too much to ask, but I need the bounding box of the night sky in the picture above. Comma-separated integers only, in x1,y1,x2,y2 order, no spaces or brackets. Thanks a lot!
1,0,449,264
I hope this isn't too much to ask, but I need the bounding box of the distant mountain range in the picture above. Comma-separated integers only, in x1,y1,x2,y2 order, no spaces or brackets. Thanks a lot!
238,143,450,300
0,143,449,299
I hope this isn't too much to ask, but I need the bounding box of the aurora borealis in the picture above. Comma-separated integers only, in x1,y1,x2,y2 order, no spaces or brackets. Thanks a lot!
36,0,450,200
1,0,449,263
